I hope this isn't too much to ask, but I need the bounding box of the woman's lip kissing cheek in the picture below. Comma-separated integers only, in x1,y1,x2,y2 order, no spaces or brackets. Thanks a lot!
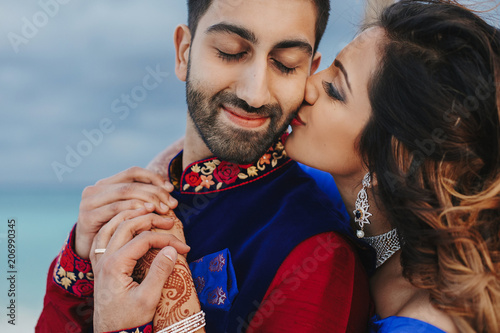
290,114,306,126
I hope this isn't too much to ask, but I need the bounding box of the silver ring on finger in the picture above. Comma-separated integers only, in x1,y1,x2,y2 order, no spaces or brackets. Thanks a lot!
94,248,106,254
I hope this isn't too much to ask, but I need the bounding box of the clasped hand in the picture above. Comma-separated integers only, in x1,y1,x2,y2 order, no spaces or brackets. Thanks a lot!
74,166,189,332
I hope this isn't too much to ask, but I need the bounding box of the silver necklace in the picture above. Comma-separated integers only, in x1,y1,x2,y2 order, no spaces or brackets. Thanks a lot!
364,228,401,268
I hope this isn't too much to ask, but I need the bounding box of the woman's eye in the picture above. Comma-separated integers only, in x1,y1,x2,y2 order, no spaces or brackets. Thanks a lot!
323,81,345,102
273,59,296,75
217,50,246,62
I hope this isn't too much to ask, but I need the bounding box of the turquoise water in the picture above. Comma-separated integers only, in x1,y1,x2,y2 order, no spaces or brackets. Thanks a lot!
0,188,82,331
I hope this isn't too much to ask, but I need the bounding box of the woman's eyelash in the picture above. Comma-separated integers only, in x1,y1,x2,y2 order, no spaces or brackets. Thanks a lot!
323,81,345,102
217,50,246,62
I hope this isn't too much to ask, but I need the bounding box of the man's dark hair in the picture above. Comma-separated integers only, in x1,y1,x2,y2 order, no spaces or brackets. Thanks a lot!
187,0,330,54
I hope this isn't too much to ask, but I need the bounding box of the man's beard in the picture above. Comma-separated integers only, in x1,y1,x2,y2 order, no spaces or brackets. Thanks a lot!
186,78,297,164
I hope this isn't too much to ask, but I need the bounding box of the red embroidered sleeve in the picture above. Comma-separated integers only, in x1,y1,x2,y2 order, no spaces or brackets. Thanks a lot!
52,225,94,297
36,225,94,333
248,232,372,333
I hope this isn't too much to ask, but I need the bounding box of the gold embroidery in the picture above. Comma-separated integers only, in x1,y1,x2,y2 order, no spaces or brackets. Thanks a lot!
180,139,289,193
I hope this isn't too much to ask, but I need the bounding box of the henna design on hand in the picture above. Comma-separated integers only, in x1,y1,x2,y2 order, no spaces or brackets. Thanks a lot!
133,211,203,332
154,258,197,328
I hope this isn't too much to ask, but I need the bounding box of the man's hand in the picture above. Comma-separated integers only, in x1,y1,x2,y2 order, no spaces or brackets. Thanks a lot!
90,210,190,332
75,167,179,259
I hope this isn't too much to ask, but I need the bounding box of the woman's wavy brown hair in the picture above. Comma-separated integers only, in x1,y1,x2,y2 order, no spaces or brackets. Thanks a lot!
360,1,500,331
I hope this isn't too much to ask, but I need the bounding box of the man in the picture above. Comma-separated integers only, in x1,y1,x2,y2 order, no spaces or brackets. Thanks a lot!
37,1,371,332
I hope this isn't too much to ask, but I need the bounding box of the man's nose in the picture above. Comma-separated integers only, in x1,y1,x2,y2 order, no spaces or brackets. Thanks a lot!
236,58,271,109
304,72,320,106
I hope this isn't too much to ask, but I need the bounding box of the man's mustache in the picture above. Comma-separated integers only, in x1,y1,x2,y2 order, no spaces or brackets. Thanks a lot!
212,91,282,118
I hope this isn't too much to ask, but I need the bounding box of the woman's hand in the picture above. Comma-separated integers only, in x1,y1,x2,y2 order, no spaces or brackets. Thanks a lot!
90,209,190,332
75,167,178,259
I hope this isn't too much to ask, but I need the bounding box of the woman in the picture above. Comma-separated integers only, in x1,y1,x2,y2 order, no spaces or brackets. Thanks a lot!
285,0,500,332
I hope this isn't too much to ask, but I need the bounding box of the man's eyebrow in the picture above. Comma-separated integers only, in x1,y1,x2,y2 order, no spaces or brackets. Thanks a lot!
274,40,313,56
334,59,352,93
206,23,257,44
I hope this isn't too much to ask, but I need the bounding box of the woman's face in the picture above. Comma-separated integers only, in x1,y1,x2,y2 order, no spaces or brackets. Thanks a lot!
286,27,384,179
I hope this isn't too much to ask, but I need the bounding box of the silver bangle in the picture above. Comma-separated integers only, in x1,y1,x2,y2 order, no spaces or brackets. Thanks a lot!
156,311,206,333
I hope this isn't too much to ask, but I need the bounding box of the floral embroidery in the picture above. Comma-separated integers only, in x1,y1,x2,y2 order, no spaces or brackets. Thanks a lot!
185,171,202,187
259,153,271,165
181,138,289,194
200,175,215,189
208,287,227,306
209,253,226,272
213,161,240,185
71,279,94,297
194,276,206,294
53,230,94,297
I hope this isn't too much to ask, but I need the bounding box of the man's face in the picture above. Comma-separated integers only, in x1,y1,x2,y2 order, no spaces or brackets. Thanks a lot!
184,0,319,164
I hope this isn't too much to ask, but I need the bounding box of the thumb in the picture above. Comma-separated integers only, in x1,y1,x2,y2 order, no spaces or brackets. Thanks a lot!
139,246,178,302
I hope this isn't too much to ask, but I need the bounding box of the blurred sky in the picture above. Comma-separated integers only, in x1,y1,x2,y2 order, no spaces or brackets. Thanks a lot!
1,0,367,190
2,1,499,190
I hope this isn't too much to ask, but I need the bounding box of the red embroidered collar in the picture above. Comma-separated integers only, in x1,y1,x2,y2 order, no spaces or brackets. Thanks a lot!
170,138,291,194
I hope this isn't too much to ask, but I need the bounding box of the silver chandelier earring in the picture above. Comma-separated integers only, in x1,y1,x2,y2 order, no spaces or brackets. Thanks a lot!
354,172,372,238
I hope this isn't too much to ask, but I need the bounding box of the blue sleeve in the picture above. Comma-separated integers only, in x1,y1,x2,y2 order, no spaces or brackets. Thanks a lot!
370,315,447,333
299,163,349,220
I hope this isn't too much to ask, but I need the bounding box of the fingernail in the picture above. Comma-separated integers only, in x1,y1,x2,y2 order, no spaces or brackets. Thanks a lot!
144,202,155,210
163,246,177,262
169,197,178,205
160,202,169,211
165,181,174,191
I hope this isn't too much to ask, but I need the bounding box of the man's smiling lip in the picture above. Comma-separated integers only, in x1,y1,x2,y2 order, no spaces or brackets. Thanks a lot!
221,104,269,128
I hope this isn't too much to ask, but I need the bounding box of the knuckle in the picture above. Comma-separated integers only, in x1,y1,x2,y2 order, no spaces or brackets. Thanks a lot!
81,185,95,198
154,187,169,199
136,230,152,241
118,184,133,196
127,166,142,175
109,202,122,215
130,199,145,209
93,231,104,244
145,214,160,227
145,192,159,203
116,218,139,235
94,178,107,186
98,221,113,237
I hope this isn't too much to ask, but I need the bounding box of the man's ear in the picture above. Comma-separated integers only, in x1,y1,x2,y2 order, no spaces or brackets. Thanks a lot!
174,24,192,82
310,51,322,75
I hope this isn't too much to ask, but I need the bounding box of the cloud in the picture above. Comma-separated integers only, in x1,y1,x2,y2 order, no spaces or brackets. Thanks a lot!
1,0,361,188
